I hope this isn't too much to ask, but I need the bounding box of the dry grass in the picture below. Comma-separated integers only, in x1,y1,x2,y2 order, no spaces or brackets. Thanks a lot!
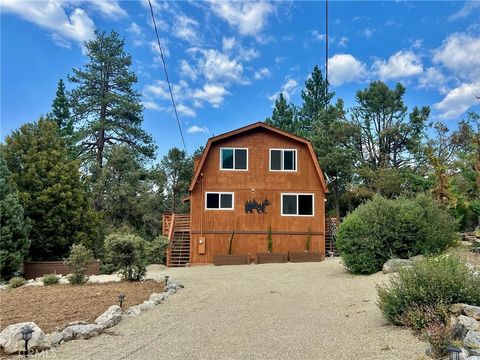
449,242,480,267
0,280,164,333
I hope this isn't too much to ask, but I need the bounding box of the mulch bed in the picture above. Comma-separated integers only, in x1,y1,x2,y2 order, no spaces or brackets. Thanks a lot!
0,280,164,333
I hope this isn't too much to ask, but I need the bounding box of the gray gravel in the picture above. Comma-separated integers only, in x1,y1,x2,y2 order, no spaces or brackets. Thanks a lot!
46,259,426,360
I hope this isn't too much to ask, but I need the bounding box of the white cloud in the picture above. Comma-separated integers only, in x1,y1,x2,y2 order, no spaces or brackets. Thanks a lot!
187,125,209,134
192,84,229,108
329,54,367,86
433,33,480,82
433,82,480,120
311,30,325,41
179,59,197,81
208,1,274,36
268,78,298,102
194,49,245,84
149,39,170,58
222,37,236,52
87,0,127,20
362,28,376,39
254,67,272,80
418,67,447,94
373,50,423,80
177,104,196,117
2,0,95,47
173,15,199,44
128,22,143,36
142,100,163,111
448,2,480,21
338,36,348,48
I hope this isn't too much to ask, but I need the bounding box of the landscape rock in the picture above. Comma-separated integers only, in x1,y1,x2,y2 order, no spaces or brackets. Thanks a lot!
167,288,176,295
95,305,122,329
149,292,166,304
0,322,50,354
0,285,8,291
125,305,142,317
138,300,155,311
464,306,480,321
465,331,480,354
46,332,63,346
453,316,480,340
61,324,102,340
409,255,425,263
451,303,468,316
167,279,184,289
382,259,413,274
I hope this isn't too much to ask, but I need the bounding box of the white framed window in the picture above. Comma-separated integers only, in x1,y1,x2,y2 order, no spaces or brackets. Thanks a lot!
281,193,314,216
269,149,297,171
220,148,248,171
205,192,234,210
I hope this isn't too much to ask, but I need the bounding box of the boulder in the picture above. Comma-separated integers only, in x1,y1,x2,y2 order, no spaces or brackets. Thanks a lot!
125,305,142,317
453,316,480,340
138,300,155,311
451,303,468,316
465,331,480,354
464,306,480,321
46,332,63,347
382,259,413,274
95,305,122,329
167,288,176,296
61,324,102,340
409,255,425,263
0,322,50,354
149,292,166,305
0,285,8,291
167,279,184,289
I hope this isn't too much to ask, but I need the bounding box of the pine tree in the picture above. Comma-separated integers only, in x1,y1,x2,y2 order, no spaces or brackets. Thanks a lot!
3,119,101,260
50,79,73,137
0,155,30,280
69,30,155,176
265,93,300,135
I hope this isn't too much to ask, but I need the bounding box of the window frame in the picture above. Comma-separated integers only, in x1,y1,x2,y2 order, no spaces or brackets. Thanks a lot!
220,147,249,171
269,148,297,172
205,192,235,210
280,193,315,217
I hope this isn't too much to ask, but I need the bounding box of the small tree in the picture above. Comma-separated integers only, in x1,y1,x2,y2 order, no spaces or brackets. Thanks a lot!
305,227,311,252
267,226,273,253
146,235,169,264
104,232,147,281
64,244,94,285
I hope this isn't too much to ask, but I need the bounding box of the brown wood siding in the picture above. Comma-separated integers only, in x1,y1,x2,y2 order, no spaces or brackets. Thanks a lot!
190,127,325,264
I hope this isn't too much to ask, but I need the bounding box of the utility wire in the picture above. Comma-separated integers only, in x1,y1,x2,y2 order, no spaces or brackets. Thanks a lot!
148,0,187,154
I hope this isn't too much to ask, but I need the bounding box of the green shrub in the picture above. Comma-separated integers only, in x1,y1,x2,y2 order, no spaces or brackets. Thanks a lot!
9,276,26,288
400,303,449,332
377,254,480,325
336,194,455,274
146,235,169,264
104,232,147,281
64,244,94,285
42,274,59,286
425,321,451,359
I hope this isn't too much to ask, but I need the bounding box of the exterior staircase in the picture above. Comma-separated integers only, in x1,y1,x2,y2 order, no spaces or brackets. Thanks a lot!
325,217,339,256
163,214,191,267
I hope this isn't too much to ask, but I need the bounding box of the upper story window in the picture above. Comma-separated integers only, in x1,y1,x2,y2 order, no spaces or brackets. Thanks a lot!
270,149,297,171
220,148,248,170
281,193,314,216
205,192,234,210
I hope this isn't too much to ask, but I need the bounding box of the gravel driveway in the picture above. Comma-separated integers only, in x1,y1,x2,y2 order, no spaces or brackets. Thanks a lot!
47,259,426,360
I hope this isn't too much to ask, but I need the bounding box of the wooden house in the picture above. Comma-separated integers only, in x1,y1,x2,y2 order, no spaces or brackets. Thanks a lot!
163,122,335,267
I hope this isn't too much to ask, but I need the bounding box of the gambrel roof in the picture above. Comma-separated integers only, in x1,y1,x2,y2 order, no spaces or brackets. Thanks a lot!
188,122,328,193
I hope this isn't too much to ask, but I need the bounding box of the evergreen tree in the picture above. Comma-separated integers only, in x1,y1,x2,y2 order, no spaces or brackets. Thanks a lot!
69,30,155,175
265,93,300,135
50,79,73,137
3,119,100,260
0,155,30,280
299,65,334,137
161,148,193,214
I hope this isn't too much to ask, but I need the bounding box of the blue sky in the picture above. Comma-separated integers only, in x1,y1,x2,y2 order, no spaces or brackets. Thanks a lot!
2,1,480,159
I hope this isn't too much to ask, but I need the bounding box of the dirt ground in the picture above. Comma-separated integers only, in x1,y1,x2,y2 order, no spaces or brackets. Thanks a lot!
0,280,164,333
449,243,480,266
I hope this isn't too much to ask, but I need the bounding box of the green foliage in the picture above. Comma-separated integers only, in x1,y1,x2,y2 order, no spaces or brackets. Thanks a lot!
305,227,311,252
9,276,26,288
0,155,30,280
95,145,166,239
377,254,480,325
161,148,192,214
104,232,147,281
425,322,451,359
50,79,73,137
64,244,94,285
69,30,155,172
400,303,450,332
2,119,101,260
42,274,59,286
267,226,273,253
265,93,300,135
146,235,169,264
336,195,455,274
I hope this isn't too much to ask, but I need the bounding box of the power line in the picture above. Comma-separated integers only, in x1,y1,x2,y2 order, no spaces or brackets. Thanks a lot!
148,0,187,154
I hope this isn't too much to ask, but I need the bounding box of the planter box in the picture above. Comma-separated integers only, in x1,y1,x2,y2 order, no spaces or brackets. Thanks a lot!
255,253,287,264
23,260,101,280
213,254,250,266
289,252,324,263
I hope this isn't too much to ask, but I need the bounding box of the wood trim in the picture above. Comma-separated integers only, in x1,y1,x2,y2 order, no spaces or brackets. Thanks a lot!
191,230,324,235
188,122,328,193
